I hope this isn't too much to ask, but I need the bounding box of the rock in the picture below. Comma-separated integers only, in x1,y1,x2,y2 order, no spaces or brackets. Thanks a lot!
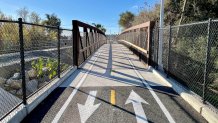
0,77,6,85
11,73,21,80
4,84,9,87
6,79,22,89
38,76,49,83
26,79,38,93
28,69,37,79
16,89,22,96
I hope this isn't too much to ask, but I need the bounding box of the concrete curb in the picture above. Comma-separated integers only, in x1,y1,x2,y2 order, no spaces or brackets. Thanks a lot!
1,67,77,123
148,66,218,123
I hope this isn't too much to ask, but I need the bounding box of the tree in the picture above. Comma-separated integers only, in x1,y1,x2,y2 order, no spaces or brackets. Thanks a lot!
0,11,7,20
92,23,106,33
41,14,61,41
29,12,41,24
17,7,29,22
119,11,135,29
42,13,61,27
132,4,160,26
164,0,218,25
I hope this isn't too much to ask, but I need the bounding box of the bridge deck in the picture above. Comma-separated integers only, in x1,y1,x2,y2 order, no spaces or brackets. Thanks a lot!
22,43,206,123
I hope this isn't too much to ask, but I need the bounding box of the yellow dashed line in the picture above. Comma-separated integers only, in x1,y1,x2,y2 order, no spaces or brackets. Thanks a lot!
110,90,116,105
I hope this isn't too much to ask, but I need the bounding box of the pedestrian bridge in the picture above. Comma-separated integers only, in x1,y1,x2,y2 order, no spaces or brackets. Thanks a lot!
0,19,217,123
22,43,206,123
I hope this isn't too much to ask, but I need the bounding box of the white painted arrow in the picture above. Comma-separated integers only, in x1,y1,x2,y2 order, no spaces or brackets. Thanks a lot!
125,90,149,123
77,91,101,123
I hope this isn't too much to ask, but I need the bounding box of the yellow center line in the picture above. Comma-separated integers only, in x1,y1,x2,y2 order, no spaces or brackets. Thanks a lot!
110,90,116,105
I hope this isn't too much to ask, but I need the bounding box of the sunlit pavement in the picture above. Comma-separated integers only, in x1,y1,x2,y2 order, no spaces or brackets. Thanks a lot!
22,43,207,123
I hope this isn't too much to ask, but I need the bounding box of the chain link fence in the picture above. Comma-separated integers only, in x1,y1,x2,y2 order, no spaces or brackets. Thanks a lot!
60,29,73,74
150,22,159,68
151,19,218,111
22,23,60,99
0,20,22,120
0,19,106,120
0,19,74,120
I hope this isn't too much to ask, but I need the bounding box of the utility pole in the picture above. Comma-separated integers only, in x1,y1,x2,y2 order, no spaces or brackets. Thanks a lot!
158,0,164,69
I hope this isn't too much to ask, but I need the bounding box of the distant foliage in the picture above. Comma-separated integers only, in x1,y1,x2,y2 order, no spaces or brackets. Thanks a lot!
92,23,106,33
0,8,61,52
118,11,135,29
132,4,160,26
42,14,61,27
165,0,218,25
119,0,218,26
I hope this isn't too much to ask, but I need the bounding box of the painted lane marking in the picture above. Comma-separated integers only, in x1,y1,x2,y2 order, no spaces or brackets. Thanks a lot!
121,46,176,123
125,90,149,123
110,90,116,105
78,91,101,123
52,50,102,123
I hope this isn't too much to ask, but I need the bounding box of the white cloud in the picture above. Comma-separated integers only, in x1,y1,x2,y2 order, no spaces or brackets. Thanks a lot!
132,5,139,9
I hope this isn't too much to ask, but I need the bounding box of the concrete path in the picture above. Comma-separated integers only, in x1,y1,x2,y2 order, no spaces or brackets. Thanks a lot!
22,43,207,123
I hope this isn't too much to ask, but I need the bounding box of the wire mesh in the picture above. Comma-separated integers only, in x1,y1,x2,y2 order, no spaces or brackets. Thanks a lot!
22,23,58,98
160,27,170,71
150,24,159,67
160,20,218,110
0,21,22,119
169,22,208,96
204,20,218,108
60,29,73,73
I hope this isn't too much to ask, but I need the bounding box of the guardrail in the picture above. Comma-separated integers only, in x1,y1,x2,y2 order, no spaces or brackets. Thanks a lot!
0,19,106,120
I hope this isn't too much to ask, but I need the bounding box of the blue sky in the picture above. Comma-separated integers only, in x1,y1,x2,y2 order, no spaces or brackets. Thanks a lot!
0,0,158,34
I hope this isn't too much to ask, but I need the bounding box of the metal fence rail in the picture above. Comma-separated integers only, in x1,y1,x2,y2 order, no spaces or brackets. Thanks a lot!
0,18,106,120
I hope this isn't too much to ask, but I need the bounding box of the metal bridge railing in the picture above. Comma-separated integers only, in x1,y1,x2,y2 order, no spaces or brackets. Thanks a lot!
73,20,106,66
0,18,106,120
118,21,155,64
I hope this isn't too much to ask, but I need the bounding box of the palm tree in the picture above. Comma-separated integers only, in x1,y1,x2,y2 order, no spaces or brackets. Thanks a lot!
42,14,61,27
92,23,106,33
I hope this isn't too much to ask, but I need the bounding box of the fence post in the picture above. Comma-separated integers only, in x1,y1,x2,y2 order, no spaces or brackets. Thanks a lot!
167,22,172,78
57,26,61,78
73,20,79,67
18,18,27,105
155,26,160,69
203,18,212,103
72,28,74,66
